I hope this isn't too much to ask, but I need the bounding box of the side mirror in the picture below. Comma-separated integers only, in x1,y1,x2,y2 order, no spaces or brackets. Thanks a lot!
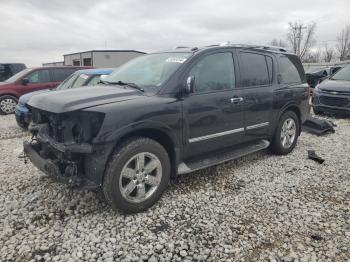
185,76,195,94
22,78,29,85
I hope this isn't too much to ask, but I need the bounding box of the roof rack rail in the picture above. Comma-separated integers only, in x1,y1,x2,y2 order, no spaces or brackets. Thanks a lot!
175,46,190,49
218,42,287,52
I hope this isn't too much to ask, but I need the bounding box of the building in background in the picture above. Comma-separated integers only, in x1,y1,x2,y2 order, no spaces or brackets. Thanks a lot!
42,61,64,67
63,50,146,67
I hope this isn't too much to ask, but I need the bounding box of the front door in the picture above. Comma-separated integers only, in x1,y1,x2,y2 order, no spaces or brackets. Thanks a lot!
182,51,245,159
18,69,52,95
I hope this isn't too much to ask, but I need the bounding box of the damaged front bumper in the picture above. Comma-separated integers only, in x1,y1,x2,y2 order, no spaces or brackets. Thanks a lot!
23,123,114,188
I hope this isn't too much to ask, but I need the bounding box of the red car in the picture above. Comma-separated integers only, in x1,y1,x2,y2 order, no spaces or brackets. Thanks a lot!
0,66,90,114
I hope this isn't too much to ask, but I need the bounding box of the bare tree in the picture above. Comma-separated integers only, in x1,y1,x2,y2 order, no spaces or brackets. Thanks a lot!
303,49,322,63
268,38,287,48
336,25,350,61
323,43,334,62
287,21,317,61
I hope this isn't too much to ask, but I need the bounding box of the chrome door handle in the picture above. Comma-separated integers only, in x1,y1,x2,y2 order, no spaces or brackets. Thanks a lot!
230,97,244,104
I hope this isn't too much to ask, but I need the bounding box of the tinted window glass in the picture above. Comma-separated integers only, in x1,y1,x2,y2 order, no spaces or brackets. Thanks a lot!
190,52,235,93
52,68,76,82
280,55,304,84
266,56,273,84
27,70,50,83
241,52,269,86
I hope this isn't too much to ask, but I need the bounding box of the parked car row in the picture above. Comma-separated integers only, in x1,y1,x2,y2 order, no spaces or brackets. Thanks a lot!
0,66,90,114
14,68,115,128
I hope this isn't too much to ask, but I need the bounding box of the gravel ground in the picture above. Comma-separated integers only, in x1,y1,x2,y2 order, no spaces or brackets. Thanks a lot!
0,114,349,262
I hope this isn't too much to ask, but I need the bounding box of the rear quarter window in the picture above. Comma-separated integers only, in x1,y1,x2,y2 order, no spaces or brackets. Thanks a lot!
279,55,305,84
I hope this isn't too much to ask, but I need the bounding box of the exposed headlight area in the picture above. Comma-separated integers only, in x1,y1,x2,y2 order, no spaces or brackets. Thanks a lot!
30,108,105,144
60,111,105,143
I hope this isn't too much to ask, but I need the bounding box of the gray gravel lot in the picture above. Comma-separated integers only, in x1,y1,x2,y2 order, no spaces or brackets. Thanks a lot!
0,114,349,261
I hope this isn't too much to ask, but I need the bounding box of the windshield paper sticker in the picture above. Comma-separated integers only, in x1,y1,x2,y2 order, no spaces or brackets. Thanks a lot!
166,57,187,63
79,74,89,79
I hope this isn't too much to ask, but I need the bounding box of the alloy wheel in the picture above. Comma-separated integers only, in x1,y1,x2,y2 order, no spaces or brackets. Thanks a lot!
280,117,296,149
0,98,17,114
119,152,162,203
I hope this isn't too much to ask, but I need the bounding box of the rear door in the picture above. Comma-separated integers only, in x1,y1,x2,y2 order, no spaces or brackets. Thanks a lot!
238,51,274,139
182,50,245,158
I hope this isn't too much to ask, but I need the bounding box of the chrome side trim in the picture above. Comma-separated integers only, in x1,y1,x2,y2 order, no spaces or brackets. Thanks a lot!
189,127,244,143
246,122,270,130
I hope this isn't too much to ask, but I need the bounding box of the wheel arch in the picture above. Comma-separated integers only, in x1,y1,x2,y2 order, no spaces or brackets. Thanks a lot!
104,126,180,182
278,104,302,135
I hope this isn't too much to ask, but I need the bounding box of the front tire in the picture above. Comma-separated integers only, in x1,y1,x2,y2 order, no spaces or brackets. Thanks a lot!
0,95,18,115
103,137,171,213
270,111,300,155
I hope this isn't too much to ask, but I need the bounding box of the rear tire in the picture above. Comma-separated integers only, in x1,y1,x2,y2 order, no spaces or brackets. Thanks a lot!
103,137,171,213
0,95,18,115
270,111,300,155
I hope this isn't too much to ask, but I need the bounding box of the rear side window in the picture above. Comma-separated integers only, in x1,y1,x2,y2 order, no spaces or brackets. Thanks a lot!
52,68,76,82
240,52,269,86
27,70,50,83
190,52,235,93
280,55,304,84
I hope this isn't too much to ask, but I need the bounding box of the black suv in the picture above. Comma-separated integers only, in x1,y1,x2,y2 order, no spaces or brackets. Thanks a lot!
24,44,309,213
0,63,26,81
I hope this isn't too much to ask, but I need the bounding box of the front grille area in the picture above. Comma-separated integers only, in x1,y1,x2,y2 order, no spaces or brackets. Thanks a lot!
319,96,349,107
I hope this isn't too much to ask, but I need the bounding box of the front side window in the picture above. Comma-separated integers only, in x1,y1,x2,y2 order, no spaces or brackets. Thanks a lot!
105,52,191,90
280,55,304,84
240,52,269,87
27,70,50,83
189,52,235,93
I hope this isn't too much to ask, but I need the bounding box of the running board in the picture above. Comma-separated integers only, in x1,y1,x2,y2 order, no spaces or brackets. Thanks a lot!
178,139,270,174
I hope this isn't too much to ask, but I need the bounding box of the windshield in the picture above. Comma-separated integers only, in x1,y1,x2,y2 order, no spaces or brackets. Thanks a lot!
104,52,191,89
5,68,31,83
56,73,79,90
331,66,350,81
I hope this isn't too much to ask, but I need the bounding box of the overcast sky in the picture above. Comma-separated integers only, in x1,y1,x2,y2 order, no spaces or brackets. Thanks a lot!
1,0,349,66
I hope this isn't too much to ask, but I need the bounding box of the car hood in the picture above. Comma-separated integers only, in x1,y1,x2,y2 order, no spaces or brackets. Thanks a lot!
19,89,52,105
318,79,350,92
0,82,11,87
28,85,145,114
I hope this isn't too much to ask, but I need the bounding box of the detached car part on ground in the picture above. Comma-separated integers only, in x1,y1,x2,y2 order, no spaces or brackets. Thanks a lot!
23,44,309,213
15,68,115,128
312,66,350,116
